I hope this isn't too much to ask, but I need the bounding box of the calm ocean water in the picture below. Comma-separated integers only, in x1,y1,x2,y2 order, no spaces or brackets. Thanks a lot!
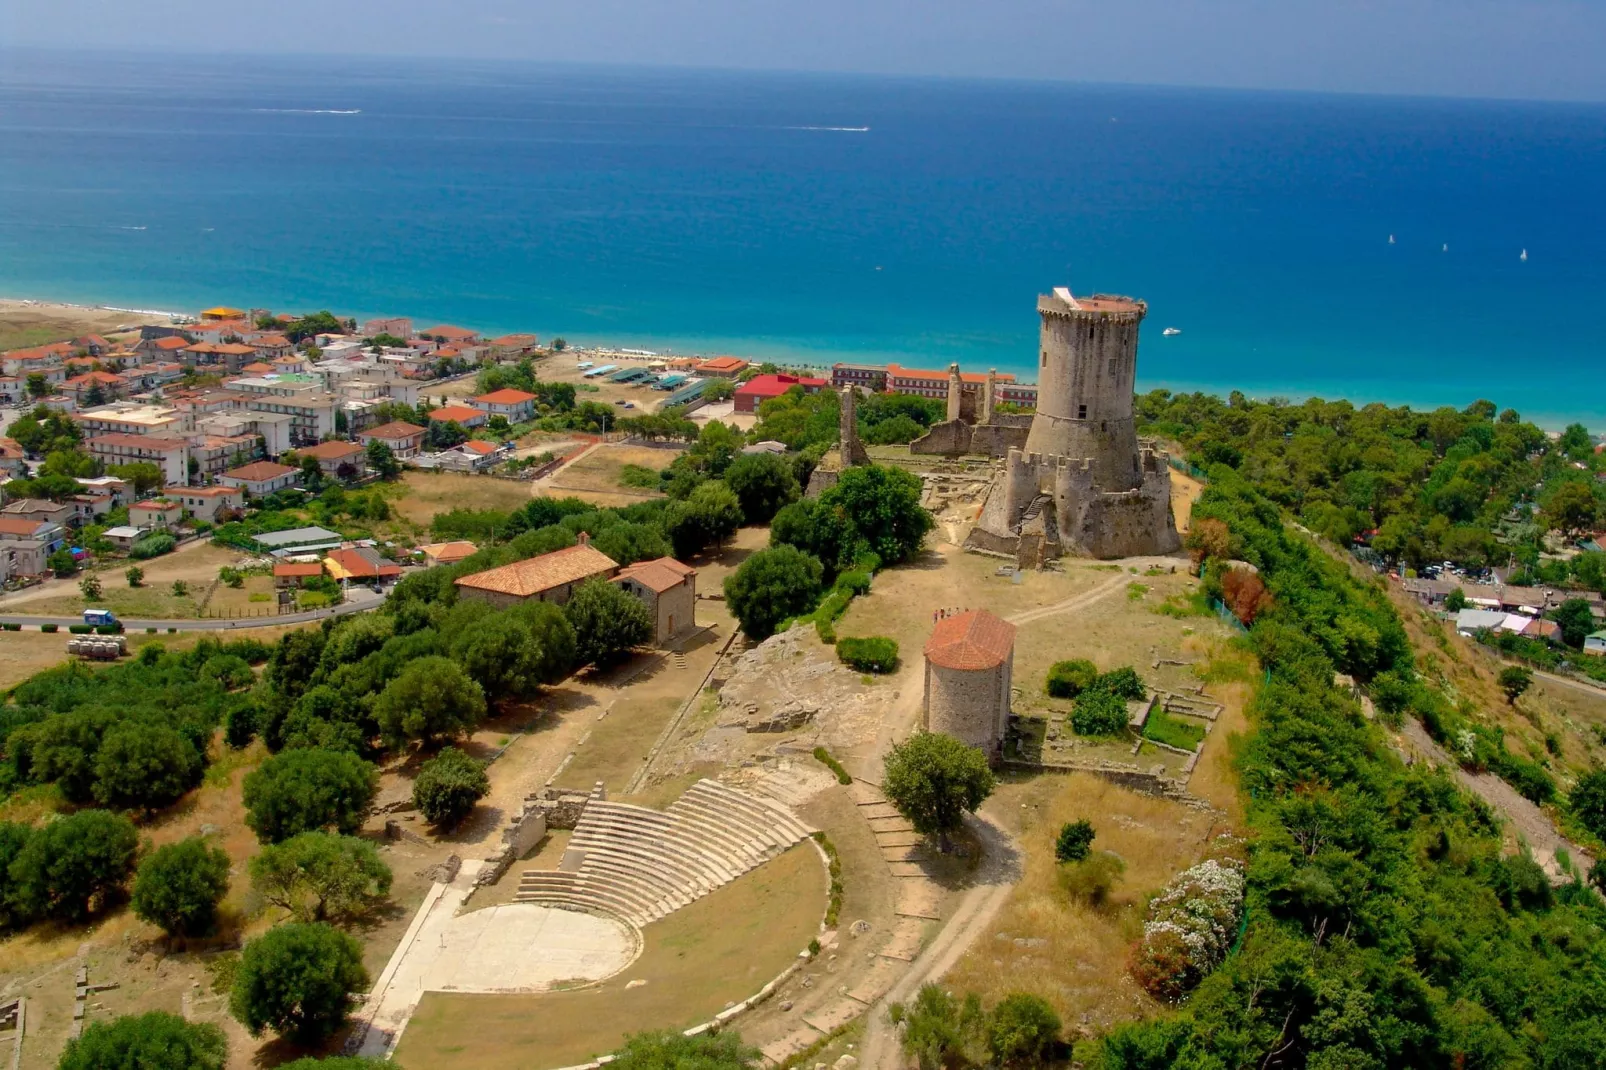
1,50,1603,425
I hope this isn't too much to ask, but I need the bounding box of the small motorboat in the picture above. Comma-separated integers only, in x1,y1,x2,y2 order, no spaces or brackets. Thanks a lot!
1162,327,1182,337
1520,249,1529,261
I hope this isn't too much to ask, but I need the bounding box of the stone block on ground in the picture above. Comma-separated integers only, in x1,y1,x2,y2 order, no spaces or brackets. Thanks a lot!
888,862,927,878
761,1026,826,1066
847,958,904,1005
878,918,926,961
803,997,866,1035
895,881,942,920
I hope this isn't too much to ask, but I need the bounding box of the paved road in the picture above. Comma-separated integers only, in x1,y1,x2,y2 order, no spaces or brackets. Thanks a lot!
0,587,383,632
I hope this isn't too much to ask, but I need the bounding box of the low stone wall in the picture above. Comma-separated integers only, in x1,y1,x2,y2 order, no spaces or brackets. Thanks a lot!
475,784,603,888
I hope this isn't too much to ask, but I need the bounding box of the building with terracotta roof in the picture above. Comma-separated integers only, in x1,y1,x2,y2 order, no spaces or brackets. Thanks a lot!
417,540,479,565
219,460,300,496
200,306,247,321
418,325,480,344
293,439,366,478
922,609,1015,758
454,535,619,609
87,432,191,485
487,333,540,358
273,561,325,588
358,420,426,459
0,437,25,479
470,388,537,422
129,498,183,530
734,373,828,414
63,371,127,402
427,404,487,429
164,484,244,523
613,556,697,644
698,356,749,379
324,546,402,585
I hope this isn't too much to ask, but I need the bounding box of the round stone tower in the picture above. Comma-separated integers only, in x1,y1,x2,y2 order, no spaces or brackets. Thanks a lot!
1022,287,1148,490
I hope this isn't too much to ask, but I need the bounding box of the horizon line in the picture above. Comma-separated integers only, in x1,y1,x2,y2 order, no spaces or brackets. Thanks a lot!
4,43,1605,109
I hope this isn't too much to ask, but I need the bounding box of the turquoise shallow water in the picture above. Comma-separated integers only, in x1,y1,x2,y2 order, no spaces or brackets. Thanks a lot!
1,50,1603,425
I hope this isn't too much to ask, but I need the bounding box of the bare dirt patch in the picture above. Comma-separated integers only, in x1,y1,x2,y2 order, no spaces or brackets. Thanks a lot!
394,843,824,1070
0,299,167,352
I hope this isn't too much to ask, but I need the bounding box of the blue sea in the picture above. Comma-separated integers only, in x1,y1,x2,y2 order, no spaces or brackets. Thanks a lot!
2,49,1604,425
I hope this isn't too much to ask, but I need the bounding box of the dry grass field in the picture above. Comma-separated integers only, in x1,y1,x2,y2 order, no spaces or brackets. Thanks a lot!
0,621,314,692
395,843,824,1070
0,299,165,352
543,443,683,506
943,773,1229,1035
389,470,537,528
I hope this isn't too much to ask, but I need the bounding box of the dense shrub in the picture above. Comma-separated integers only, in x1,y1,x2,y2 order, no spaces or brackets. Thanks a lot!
8,809,138,922
1128,858,1245,1001
58,1012,226,1070
1045,658,1098,698
1057,851,1125,907
128,532,176,559
836,636,899,673
1070,688,1130,736
724,544,825,640
412,747,490,827
1054,819,1094,863
987,992,1062,1066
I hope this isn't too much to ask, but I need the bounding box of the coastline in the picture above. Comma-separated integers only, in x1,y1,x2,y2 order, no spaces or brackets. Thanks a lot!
1,294,1589,431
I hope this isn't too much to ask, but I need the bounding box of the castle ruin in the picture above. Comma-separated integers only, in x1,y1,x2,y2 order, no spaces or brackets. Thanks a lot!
804,384,868,497
960,287,1181,563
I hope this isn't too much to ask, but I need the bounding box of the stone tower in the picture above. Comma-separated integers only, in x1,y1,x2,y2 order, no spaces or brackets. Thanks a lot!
1024,287,1147,490
839,384,869,467
965,286,1180,562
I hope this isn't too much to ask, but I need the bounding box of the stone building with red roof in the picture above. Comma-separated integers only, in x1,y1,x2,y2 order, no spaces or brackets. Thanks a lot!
922,608,1016,759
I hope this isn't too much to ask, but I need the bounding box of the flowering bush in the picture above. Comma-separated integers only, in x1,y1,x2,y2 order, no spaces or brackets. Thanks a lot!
1129,858,1245,1001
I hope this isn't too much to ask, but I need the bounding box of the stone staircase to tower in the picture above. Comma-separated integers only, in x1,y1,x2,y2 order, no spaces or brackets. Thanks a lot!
516,779,815,927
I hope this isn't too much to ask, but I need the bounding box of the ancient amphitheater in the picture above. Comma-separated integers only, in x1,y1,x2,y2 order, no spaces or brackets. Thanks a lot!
516,779,816,926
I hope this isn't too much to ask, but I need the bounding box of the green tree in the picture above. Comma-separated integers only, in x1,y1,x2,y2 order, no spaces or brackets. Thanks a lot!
987,992,1062,1066
1542,481,1597,536
564,577,653,669
819,464,932,566
1444,587,1468,612
1571,770,1606,842
373,655,487,746
26,371,49,398
242,748,378,843
723,544,824,641
365,438,402,480
47,548,78,576
108,461,163,496
8,809,138,922
230,922,368,1044
882,732,996,851
125,565,144,587
1498,665,1534,704
412,747,491,827
701,377,735,402
609,1028,760,1070
131,838,231,937
450,608,574,697
249,832,392,924
723,452,800,524
297,454,325,492
664,479,744,558
551,337,567,352
0,821,35,929
1055,819,1095,863
79,573,102,600
57,1012,227,1070
1551,597,1597,649
92,721,203,812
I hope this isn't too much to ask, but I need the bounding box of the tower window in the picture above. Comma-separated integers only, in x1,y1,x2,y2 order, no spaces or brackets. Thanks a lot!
1041,349,1047,368
1107,356,1116,375
1077,404,1087,419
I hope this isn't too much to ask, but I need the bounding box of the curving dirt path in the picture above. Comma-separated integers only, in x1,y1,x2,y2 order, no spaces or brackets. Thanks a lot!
859,811,1022,1070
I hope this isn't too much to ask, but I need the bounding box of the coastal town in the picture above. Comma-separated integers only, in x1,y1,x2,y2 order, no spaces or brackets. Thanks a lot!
3,293,1606,1070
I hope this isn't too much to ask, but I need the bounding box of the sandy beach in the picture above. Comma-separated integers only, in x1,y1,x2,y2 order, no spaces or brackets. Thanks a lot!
0,298,177,352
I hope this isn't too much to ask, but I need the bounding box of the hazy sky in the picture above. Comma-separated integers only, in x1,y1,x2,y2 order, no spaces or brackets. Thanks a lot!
4,0,1605,102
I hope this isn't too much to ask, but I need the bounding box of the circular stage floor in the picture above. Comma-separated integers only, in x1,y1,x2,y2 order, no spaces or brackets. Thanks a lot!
423,903,640,994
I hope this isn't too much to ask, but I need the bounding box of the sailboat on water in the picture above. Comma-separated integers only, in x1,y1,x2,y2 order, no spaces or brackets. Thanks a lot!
1520,249,1529,262
1388,234,1395,244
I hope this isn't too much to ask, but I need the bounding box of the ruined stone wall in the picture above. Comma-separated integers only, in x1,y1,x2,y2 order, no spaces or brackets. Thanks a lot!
910,415,1029,458
475,804,550,886
1056,466,1180,558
